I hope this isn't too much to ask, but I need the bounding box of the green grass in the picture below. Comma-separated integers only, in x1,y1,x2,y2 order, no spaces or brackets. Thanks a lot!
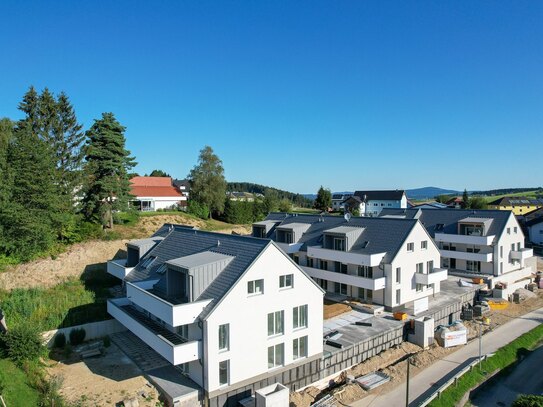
482,190,541,203
0,267,116,332
429,323,543,407
0,358,40,406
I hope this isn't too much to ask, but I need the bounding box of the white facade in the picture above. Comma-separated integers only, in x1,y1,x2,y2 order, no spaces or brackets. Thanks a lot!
528,221,543,245
361,196,408,217
135,195,186,211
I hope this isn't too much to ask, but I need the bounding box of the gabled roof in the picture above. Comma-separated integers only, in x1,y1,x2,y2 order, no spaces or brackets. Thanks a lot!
488,196,543,206
131,186,183,198
131,176,173,187
264,213,418,263
379,208,512,238
125,226,271,319
354,190,405,201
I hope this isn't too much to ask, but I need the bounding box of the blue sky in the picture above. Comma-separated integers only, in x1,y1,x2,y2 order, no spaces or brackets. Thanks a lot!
1,1,542,193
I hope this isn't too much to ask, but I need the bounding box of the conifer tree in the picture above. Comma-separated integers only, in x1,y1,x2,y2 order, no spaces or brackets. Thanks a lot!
82,113,136,228
314,186,332,211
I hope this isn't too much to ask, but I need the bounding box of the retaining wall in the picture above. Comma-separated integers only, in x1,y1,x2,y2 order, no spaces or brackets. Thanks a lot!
42,319,127,348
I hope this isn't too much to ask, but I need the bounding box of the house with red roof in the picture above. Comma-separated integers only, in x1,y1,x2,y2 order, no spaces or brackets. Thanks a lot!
130,176,187,211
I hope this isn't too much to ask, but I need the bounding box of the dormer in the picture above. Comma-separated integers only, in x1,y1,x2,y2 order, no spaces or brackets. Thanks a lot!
322,226,364,252
126,237,164,267
275,223,311,244
457,217,493,237
252,220,281,238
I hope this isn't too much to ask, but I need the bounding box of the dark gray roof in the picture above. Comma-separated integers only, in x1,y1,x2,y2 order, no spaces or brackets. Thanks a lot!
488,196,543,206
125,225,271,318
265,213,418,263
354,190,405,201
379,208,512,238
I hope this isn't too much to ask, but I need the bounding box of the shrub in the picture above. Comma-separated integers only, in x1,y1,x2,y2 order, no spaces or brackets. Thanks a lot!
52,332,66,349
187,201,209,219
512,395,543,407
2,325,44,366
68,328,86,346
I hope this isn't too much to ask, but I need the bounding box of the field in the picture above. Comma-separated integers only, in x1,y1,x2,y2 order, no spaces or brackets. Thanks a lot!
480,189,542,202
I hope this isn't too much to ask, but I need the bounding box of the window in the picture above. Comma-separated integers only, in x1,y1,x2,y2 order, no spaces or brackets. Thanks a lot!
426,260,433,273
335,262,347,274
279,274,293,289
335,282,348,295
517,242,521,251
319,260,328,270
358,265,373,278
500,246,503,258
333,238,346,251
500,262,503,274
284,232,293,244
507,228,511,234
416,284,424,292
514,227,518,233
267,311,284,336
467,261,481,272
293,305,308,329
396,289,401,304
442,258,449,268
248,279,264,295
218,324,229,351
511,243,515,251
435,223,444,231
293,255,299,265
416,263,424,274
396,267,401,283
268,343,284,369
156,264,167,274
421,241,428,250
293,336,308,360
141,256,156,269
407,243,414,252
219,360,229,386
307,257,314,268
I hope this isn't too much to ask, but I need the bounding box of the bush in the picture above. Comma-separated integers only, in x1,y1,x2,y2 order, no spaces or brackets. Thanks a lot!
513,395,543,407
187,201,209,219
52,332,66,349
2,325,44,366
68,328,86,346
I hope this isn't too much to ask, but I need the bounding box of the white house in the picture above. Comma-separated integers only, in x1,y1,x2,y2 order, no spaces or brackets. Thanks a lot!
107,225,324,405
331,193,352,211
342,190,407,217
130,176,187,211
380,208,535,297
253,213,448,312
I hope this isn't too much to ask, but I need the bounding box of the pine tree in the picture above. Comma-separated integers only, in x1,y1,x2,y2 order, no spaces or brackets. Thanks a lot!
314,186,332,211
82,113,136,228
462,189,469,209
188,146,227,218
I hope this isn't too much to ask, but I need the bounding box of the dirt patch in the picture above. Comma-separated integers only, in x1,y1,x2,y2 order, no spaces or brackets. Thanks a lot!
324,301,352,320
47,342,160,406
290,386,320,407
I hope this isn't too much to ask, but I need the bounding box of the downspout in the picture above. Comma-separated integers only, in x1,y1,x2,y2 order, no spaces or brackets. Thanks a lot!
198,319,209,406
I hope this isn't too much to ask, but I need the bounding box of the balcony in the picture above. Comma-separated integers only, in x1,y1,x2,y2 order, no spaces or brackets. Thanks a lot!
511,248,533,261
307,246,386,267
107,259,134,280
301,266,386,290
275,242,304,254
126,280,212,327
440,249,493,263
434,233,495,246
108,298,201,366
414,268,448,285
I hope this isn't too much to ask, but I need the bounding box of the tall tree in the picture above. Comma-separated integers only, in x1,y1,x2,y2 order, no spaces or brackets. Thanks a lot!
462,189,469,209
263,188,279,213
0,119,14,216
148,169,170,177
314,186,332,211
82,113,136,228
188,146,226,218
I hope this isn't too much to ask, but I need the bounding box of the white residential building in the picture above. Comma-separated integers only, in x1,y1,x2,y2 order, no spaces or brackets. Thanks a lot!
107,225,324,405
130,177,187,211
380,208,535,297
331,193,352,211
342,190,407,217
253,213,448,312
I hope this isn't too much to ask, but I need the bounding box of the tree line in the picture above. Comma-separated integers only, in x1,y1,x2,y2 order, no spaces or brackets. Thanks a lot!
0,87,135,261
227,182,313,207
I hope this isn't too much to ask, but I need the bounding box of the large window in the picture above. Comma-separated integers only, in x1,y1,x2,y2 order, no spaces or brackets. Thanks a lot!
333,238,346,251
248,279,264,295
219,360,229,386
416,263,424,274
358,265,373,278
467,261,481,272
396,289,401,304
218,324,229,351
268,343,284,369
334,282,347,295
426,261,433,273
267,311,284,336
293,305,308,329
319,260,328,270
279,274,293,289
293,336,308,360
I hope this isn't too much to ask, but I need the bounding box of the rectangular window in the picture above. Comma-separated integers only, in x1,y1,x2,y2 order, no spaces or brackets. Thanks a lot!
307,257,314,268
219,360,229,386
442,258,449,268
367,289,373,300
279,274,293,289
396,289,401,305
268,343,284,369
293,336,308,360
293,255,299,265
248,279,264,295
517,242,521,251
407,243,414,252
357,265,373,278
426,260,433,273
334,282,348,295
500,246,503,258
285,232,293,244
396,267,401,283
416,284,424,292
421,241,428,250
511,243,515,251
333,238,346,251
416,263,424,274
507,227,511,234
267,311,284,336
218,324,229,351
319,260,328,270
500,262,503,274
467,261,481,272
514,227,518,233
293,305,308,329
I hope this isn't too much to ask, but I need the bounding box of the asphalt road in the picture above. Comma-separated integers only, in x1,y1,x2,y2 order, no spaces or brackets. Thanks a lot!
470,344,543,407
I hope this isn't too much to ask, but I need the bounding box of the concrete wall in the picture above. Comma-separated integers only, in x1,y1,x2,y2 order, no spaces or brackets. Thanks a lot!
42,319,126,348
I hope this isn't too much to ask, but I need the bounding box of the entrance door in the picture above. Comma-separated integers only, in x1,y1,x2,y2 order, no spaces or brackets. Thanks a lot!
450,258,456,269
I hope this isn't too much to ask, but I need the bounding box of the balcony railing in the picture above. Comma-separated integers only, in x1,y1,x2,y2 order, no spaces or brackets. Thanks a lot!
301,266,386,290
440,249,493,263
511,248,533,261
434,233,495,246
307,246,386,267
108,298,201,366
126,280,212,327
107,259,134,280
414,268,448,285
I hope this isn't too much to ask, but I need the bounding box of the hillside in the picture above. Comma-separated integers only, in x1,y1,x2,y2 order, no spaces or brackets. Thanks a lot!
406,187,460,200
227,182,313,206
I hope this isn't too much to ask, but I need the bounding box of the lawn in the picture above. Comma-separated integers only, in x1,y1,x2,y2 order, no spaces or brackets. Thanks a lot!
0,358,40,406
429,323,543,407
481,190,542,202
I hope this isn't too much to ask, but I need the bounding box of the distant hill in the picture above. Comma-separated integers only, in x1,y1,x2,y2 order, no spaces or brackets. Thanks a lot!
406,187,460,200
227,182,313,207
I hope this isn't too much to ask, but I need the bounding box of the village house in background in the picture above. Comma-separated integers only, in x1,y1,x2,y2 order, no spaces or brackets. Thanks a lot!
342,190,407,216
226,191,264,202
487,196,543,215
331,193,353,211
130,176,188,211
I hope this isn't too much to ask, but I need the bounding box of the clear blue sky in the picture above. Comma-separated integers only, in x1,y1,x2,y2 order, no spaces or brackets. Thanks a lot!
1,1,542,193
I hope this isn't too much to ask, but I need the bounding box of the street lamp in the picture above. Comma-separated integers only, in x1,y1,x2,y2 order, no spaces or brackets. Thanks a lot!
476,317,490,371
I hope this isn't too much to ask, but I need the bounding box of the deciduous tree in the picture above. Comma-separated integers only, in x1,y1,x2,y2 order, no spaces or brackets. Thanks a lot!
314,186,332,211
